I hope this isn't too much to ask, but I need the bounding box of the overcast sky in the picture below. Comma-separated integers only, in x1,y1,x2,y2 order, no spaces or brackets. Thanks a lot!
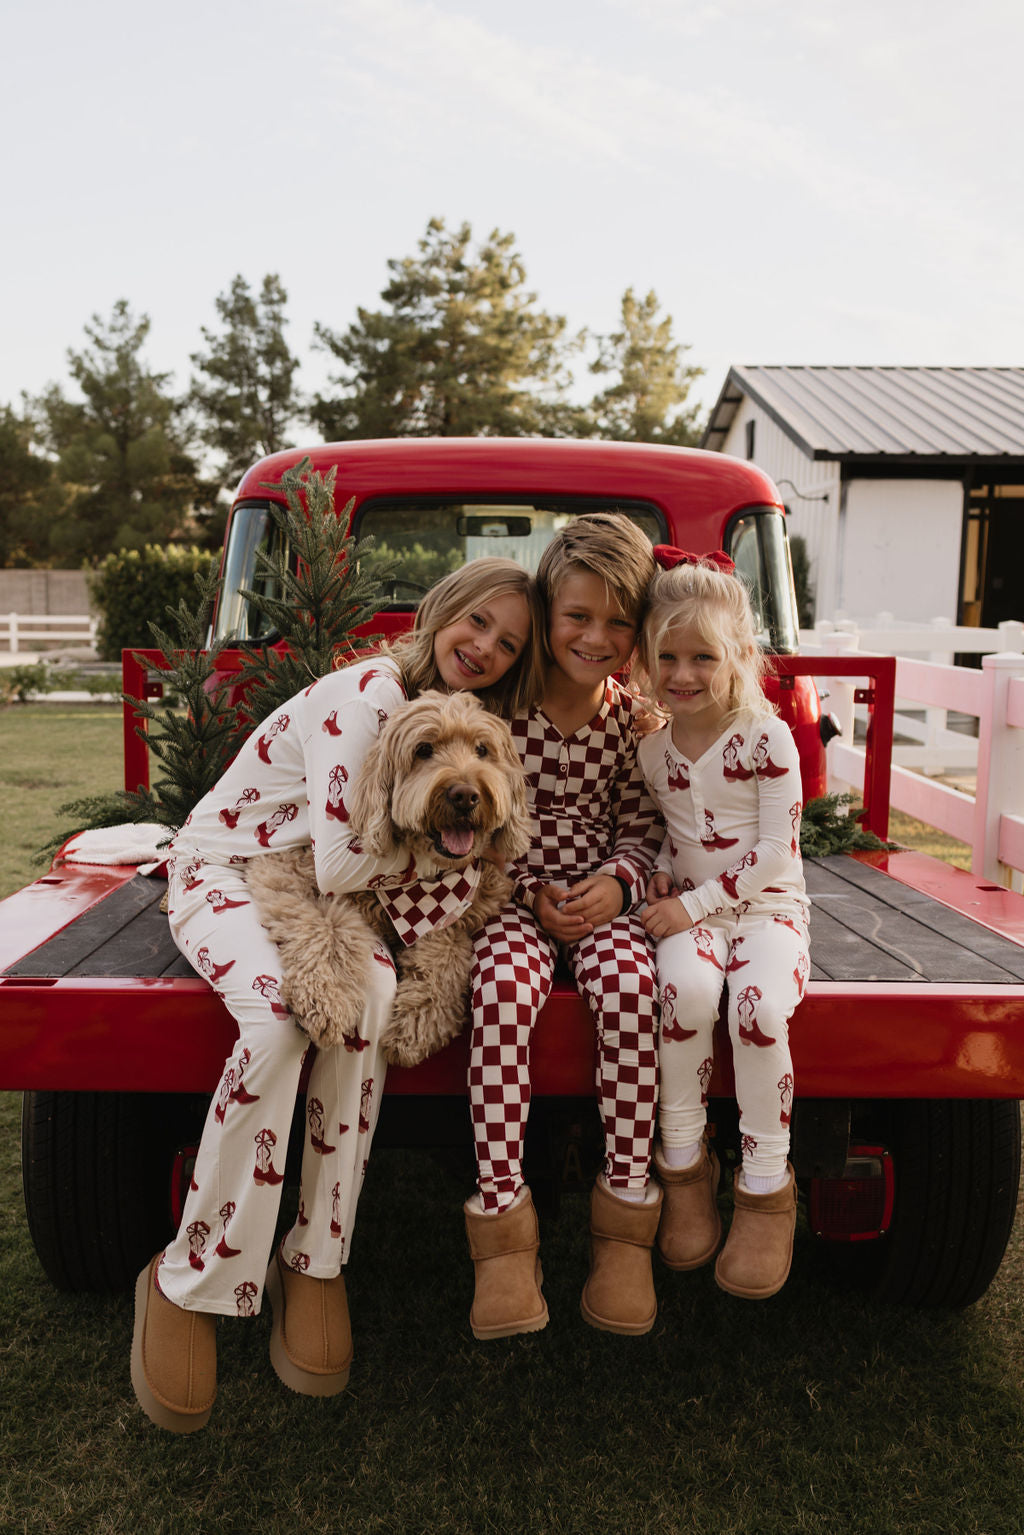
5,0,1022,428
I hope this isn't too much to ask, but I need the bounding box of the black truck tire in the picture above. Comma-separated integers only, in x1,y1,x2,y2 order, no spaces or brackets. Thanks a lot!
21,1089,208,1292
830,1098,1021,1307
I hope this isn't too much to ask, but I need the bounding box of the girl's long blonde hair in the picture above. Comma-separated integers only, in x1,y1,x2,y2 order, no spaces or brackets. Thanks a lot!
637,559,774,728
383,556,546,717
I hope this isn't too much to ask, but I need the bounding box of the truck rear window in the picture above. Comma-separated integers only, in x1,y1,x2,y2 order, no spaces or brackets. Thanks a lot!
352,497,665,603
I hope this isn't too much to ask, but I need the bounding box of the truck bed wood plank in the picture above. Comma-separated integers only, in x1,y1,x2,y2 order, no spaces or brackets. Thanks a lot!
8,859,1024,992
803,859,1023,984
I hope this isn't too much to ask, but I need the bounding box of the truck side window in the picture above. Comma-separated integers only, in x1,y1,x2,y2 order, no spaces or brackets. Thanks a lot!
728,511,800,654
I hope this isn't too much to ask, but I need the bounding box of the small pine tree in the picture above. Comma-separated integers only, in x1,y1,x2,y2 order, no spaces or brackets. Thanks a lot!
799,793,889,857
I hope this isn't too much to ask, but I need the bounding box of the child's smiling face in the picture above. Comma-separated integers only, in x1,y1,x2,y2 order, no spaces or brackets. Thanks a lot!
546,570,638,692
655,620,730,734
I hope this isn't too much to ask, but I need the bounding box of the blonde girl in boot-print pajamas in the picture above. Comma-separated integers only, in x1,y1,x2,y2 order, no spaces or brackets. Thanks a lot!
464,514,665,1341
636,548,809,1300
131,558,545,1433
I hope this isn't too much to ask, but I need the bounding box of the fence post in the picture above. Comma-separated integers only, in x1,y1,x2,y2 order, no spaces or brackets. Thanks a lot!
8,613,18,655
997,620,1024,654
973,652,1024,885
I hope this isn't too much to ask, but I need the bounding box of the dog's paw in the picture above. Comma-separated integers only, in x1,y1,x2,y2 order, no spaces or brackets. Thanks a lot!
380,1006,463,1067
286,984,363,1051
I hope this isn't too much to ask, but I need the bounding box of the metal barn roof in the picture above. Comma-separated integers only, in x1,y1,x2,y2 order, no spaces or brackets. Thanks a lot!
702,365,1024,462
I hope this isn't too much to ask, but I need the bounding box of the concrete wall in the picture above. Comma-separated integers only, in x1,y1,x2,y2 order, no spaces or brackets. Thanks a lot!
0,570,92,614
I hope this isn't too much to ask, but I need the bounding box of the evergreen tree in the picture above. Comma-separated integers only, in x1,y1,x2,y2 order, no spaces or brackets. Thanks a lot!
587,288,704,446
311,218,586,440
190,273,301,485
29,301,206,561
0,403,59,566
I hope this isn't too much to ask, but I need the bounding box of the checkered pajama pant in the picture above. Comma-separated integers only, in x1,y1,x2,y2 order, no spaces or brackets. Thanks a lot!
468,905,659,1212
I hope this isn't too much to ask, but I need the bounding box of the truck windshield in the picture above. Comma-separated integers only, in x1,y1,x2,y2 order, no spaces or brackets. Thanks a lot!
213,498,800,653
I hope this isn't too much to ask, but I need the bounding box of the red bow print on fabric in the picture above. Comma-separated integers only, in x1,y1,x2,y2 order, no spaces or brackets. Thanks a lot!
652,545,737,576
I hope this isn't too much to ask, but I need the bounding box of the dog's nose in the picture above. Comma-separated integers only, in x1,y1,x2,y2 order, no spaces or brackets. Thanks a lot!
447,783,480,814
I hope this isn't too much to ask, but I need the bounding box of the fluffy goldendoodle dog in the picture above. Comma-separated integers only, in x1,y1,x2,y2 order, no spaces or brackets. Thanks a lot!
245,689,532,1067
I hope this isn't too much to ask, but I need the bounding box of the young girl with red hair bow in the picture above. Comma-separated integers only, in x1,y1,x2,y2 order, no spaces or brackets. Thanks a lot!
636,549,809,1300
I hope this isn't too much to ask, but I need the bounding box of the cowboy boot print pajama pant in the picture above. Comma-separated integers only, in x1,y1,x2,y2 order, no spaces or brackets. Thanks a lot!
158,858,395,1317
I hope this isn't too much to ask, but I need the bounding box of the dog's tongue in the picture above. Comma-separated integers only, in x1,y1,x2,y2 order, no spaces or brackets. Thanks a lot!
441,828,475,857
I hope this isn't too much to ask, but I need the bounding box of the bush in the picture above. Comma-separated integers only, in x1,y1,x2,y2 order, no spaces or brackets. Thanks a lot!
89,545,219,662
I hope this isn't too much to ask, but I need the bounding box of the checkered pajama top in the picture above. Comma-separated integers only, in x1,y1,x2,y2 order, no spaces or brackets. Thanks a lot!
507,678,665,912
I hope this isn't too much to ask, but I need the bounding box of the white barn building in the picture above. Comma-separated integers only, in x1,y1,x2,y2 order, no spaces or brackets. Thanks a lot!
701,366,1024,628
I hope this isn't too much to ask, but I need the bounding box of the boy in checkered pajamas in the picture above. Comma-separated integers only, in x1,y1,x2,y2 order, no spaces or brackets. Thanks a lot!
464,513,666,1339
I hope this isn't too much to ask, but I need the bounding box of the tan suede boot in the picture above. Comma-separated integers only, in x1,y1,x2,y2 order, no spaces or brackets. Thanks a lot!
580,1178,662,1336
130,1254,216,1434
715,1164,797,1299
653,1142,722,1270
265,1245,353,1395
464,1186,549,1340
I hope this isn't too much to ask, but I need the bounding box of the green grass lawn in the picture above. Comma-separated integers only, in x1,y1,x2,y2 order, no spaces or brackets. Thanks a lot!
2,705,1023,1532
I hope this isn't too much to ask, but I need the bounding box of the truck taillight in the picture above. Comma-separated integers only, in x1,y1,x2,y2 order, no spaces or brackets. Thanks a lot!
809,1145,894,1242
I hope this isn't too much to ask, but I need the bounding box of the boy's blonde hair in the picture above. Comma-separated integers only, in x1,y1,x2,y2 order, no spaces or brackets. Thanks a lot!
637,559,774,727
536,512,656,630
386,556,546,716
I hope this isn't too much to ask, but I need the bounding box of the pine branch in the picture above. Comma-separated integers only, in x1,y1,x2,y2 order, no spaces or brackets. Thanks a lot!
799,793,890,858
230,456,390,723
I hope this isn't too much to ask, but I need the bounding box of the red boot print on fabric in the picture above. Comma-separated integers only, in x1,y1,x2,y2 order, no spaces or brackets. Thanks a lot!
720,850,757,900
793,950,810,999
773,912,804,937
359,1080,374,1134
698,1056,714,1108
255,713,290,765
215,1201,242,1258
736,985,777,1047
253,1128,285,1186
322,710,343,736
229,1047,261,1105
779,1073,794,1127
753,732,788,779
187,1220,211,1272
692,928,725,971
790,803,802,855
325,764,350,823
196,947,235,986
252,974,291,1020
206,888,250,915
722,733,755,781
255,803,299,848
235,1280,258,1317
701,810,739,851
330,1182,343,1238
288,1252,312,1274
218,787,260,828
741,1133,758,1162
660,983,698,1041
665,749,690,792
308,1097,336,1155
726,938,750,972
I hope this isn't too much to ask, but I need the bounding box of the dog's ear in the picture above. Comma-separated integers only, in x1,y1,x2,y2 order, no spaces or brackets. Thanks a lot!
347,728,399,858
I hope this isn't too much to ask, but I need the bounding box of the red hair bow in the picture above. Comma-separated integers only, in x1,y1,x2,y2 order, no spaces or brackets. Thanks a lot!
653,545,736,576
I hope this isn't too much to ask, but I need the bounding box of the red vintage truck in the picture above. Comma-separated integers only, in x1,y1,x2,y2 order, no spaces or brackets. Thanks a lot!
3,438,1022,1307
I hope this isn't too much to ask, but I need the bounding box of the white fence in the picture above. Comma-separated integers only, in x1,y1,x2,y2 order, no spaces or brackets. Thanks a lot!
802,617,1024,891
0,612,98,656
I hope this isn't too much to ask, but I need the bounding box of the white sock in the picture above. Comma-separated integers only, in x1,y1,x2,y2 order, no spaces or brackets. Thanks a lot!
612,1184,648,1203
741,1168,789,1195
661,1140,703,1170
